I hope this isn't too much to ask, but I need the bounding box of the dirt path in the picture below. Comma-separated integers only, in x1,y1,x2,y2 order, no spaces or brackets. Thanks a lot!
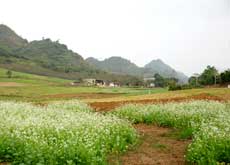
90,93,224,111
42,93,122,99
109,124,191,165
0,82,25,87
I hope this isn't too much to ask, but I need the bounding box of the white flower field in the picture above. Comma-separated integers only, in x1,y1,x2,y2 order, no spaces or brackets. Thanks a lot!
0,101,137,164
0,100,229,164
111,101,230,164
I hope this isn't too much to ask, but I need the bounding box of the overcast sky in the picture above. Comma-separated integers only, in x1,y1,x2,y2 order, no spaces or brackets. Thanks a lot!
1,0,230,76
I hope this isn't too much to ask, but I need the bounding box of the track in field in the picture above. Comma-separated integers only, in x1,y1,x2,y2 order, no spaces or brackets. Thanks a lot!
109,124,191,165
90,93,224,111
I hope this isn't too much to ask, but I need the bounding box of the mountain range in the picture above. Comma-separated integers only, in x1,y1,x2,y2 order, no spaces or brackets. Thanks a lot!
0,24,188,83
86,57,188,83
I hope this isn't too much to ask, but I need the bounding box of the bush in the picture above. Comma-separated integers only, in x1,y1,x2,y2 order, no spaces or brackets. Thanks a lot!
168,84,203,91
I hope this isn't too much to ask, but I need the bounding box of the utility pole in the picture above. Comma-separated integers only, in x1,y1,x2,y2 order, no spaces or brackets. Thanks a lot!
214,74,216,86
214,73,219,86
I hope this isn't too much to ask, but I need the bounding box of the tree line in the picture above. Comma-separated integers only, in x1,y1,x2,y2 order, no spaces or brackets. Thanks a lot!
189,66,230,86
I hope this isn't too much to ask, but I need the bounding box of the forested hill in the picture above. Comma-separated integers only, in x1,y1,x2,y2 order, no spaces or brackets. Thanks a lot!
0,24,141,84
86,57,188,83
0,24,187,83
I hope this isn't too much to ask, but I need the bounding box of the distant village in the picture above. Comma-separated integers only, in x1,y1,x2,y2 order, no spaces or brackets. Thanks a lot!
70,77,156,87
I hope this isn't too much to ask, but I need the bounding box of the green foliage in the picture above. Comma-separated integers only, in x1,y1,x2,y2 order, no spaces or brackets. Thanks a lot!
153,73,179,88
188,76,197,86
199,65,219,85
0,25,142,85
144,59,188,83
168,84,182,91
168,84,199,91
110,101,230,164
0,101,137,164
154,73,166,87
190,67,230,86
220,69,230,84
86,57,142,77
5,70,12,78
87,57,188,83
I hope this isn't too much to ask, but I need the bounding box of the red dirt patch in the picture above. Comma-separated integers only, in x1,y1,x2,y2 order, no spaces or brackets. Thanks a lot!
109,124,191,165
0,82,25,87
90,93,225,111
42,93,122,99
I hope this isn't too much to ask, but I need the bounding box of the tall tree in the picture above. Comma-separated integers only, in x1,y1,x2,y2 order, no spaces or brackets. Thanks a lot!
220,69,230,84
154,73,166,87
199,66,218,85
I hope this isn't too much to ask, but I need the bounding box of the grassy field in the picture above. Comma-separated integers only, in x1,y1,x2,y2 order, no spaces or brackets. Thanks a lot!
0,68,167,102
0,68,230,104
0,68,230,164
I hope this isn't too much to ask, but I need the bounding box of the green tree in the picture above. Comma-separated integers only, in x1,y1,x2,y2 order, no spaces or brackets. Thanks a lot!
154,73,166,87
189,73,200,86
220,69,230,84
189,76,196,86
6,70,12,78
165,77,178,86
199,66,218,85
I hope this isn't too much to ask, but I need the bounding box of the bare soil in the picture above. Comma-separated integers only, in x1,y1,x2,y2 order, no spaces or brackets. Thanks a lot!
43,93,122,99
109,124,191,165
0,82,25,87
90,93,225,111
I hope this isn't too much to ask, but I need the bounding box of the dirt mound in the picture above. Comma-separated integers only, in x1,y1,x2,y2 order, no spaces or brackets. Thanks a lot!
90,93,225,111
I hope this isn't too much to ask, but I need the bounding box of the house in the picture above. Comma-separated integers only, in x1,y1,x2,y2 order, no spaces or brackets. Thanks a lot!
109,82,120,87
83,78,96,86
95,79,105,87
228,84,230,88
83,78,105,86
144,77,155,88
149,83,155,88
144,77,155,81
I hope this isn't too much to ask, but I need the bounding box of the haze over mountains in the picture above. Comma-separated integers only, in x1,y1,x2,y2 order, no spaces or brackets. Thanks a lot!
86,57,188,83
0,24,188,83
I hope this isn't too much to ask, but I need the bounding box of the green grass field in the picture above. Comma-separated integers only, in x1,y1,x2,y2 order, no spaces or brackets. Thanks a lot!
0,67,230,104
0,68,167,102
0,68,230,164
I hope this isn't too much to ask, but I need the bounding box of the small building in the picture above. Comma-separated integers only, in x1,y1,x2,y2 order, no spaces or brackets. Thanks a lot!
83,78,106,86
109,82,120,87
144,77,155,88
228,84,230,88
149,83,155,88
95,79,105,87
144,77,155,82
83,78,96,86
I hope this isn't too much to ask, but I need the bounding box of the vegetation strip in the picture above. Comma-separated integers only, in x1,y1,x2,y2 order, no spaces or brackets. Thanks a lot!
110,101,230,164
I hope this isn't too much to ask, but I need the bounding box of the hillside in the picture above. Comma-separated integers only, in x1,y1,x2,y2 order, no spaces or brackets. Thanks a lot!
0,24,28,56
87,57,188,83
86,57,142,76
0,24,187,83
144,59,188,83
0,24,141,83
